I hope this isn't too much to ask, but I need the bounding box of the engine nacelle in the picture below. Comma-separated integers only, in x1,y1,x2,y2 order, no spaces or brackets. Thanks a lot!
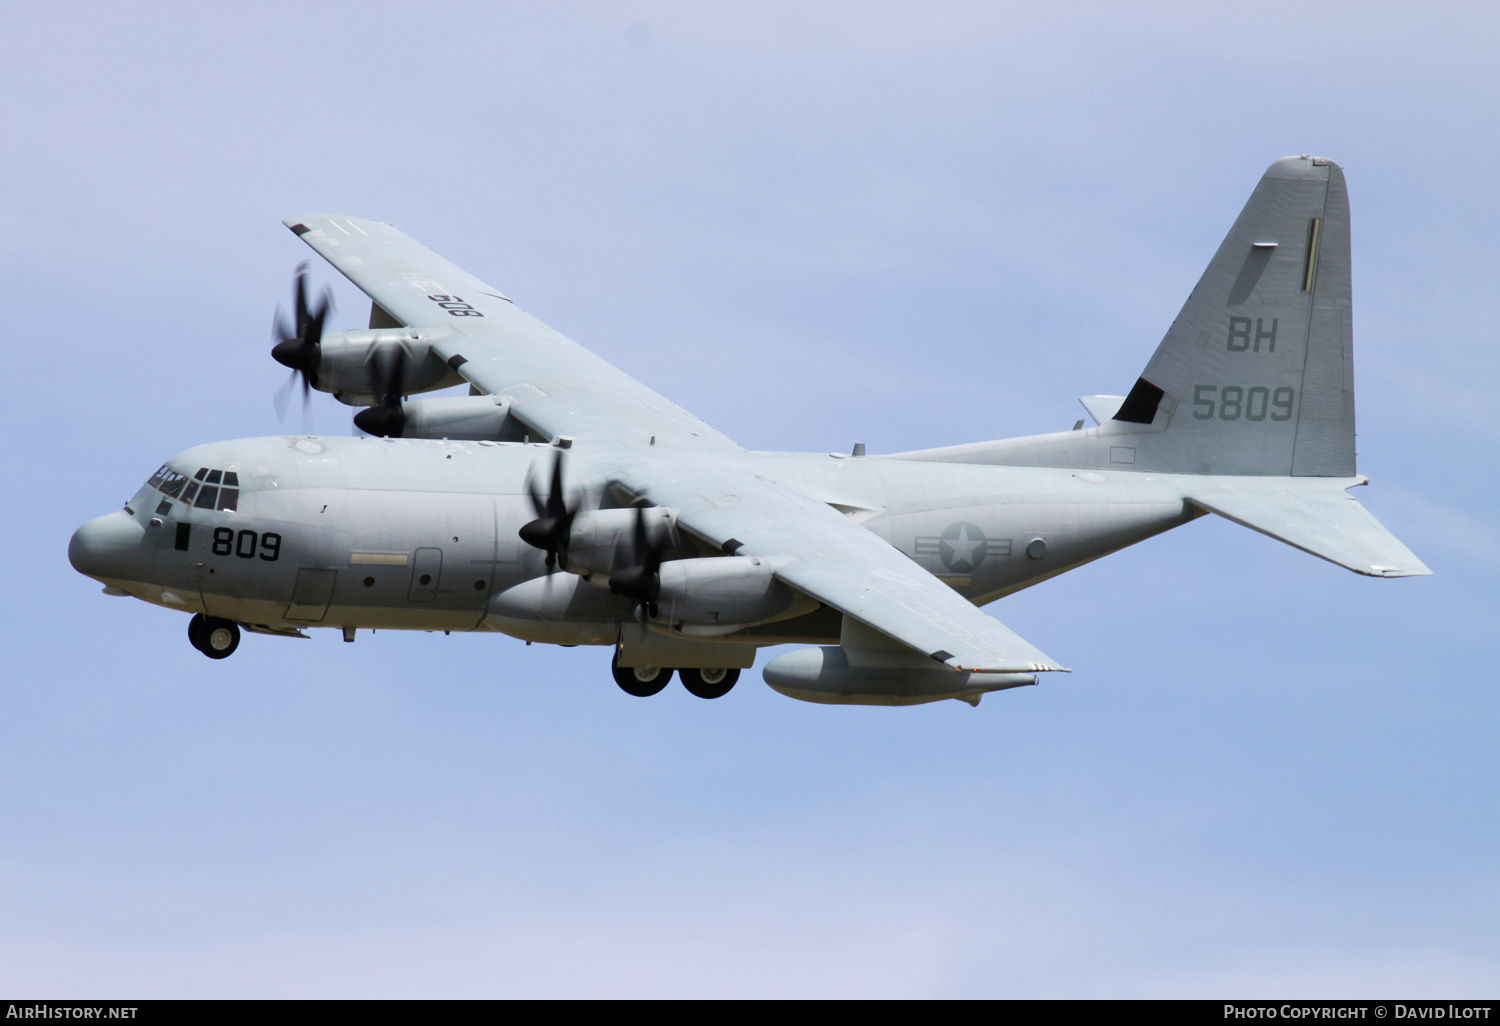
564,507,680,576
653,556,818,632
313,331,465,403
399,395,525,441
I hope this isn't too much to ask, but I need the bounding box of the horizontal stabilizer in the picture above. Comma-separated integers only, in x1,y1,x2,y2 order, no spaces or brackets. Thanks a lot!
1188,479,1430,577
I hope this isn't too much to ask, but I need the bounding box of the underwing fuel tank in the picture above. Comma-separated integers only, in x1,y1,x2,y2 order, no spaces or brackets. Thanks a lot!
764,615,1038,706
768,618,1038,705
762,646,1036,706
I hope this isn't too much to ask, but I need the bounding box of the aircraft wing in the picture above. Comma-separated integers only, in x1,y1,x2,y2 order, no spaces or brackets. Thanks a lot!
289,215,1066,673
284,214,739,450
621,457,1069,674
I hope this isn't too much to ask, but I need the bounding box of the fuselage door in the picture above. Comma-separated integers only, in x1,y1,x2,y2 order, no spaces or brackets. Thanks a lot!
408,547,443,603
285,568,338,622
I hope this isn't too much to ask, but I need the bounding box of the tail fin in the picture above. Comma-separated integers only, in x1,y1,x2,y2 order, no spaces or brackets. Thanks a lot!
1114,155,1354,476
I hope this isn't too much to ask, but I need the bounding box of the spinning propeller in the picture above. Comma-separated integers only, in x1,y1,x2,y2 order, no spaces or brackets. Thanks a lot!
608,503,673,620
351,344,408,438
519,450,583,571
271,262,332,422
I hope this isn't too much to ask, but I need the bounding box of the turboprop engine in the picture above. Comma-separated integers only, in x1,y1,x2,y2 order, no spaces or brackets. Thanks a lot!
562,507,678,576
268,265,467,438
310,331,463,403
650,556,818,634
397,395,523,441
554,509,817,632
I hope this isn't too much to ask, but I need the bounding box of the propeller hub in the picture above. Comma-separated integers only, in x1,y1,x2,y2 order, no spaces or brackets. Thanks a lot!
271,336,318,374
519,517,563,552
353,401,406,438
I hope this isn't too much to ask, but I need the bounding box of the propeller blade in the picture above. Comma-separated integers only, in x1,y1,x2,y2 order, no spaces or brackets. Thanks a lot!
270,263,332,417
273,369,296,422
517,449,582,572
352,343,408,437
610,504,664,616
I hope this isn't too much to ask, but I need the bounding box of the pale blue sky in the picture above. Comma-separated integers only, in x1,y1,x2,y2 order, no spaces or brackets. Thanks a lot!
2,1,1497,997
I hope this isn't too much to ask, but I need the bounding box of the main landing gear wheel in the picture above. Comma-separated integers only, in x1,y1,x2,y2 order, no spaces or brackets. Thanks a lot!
679,667,739,700
189,614,240,659
611,653,672,697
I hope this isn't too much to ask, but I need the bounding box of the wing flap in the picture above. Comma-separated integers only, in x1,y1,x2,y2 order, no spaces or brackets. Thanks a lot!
1189,478,1431,577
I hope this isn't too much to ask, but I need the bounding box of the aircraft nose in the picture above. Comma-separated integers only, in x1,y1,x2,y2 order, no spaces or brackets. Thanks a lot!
69,511,153,584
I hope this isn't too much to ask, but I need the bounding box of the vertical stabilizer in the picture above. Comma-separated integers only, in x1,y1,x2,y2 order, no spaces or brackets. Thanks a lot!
1116,155,1355,476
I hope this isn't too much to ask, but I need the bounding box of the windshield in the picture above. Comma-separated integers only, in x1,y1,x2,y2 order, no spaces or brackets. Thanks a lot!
144,464,239,513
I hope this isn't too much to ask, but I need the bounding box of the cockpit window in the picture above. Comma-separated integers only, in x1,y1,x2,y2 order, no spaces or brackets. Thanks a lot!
145,464,237,511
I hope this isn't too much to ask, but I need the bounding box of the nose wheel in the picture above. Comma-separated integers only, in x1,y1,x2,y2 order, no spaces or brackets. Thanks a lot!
679,667,739,699
611,652,672,697
188,613,241,659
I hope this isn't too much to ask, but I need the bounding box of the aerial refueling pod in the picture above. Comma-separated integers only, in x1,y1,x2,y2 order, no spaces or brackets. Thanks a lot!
762,618,1037,706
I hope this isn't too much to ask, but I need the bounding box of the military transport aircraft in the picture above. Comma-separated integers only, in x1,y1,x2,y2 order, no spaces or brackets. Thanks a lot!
68,155,1428,706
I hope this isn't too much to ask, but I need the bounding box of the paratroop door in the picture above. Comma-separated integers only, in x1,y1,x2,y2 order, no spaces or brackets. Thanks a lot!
408,547,443,602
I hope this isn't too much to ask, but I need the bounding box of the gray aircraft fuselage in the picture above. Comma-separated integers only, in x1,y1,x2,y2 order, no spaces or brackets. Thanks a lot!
76,432,1195,645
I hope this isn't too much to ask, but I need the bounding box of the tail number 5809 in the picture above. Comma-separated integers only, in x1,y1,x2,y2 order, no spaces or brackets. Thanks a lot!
1192,385,1295,422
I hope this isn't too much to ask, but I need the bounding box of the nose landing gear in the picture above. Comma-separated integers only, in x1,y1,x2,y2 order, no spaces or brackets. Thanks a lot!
188,613,241,659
